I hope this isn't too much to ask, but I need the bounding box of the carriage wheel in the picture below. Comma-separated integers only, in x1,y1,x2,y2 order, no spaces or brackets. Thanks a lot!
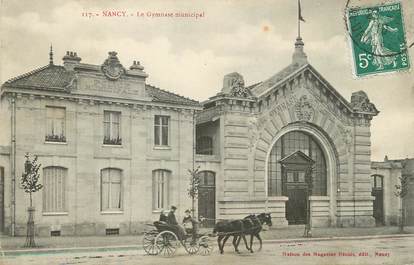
183,236,200,255
198,236,213,255
155,231,179,257
142,230,159,255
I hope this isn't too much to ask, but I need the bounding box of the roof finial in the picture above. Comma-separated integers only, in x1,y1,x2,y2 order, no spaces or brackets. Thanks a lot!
292,0,307,65
49,44,54,65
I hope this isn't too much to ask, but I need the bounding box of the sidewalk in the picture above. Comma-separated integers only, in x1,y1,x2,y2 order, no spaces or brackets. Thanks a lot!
1,225,413,254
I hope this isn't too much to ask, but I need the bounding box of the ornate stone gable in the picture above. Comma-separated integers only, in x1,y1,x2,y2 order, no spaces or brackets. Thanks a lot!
253,65,373,127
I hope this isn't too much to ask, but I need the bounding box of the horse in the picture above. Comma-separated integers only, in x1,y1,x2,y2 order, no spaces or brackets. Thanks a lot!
235,213,273,253
213,219,251,254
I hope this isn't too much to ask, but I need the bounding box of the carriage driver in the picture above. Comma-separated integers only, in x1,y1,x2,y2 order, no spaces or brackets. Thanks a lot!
167,205,186,240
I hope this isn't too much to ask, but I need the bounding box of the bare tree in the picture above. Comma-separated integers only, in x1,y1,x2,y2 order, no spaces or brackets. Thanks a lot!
20,153,43,247
395,174,409,233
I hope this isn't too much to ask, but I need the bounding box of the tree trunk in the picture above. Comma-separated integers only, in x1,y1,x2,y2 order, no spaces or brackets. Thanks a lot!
399,197,404,233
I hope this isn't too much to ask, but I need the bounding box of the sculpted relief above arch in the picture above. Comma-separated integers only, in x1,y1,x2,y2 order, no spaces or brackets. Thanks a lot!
249,69,356,157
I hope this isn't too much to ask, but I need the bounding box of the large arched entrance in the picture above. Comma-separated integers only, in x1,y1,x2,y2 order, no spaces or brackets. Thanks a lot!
268,131,327,224
264,123,338,226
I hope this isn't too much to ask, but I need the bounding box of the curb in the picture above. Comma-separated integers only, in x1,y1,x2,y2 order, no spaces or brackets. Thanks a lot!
262,233,414,244
2,233,414,257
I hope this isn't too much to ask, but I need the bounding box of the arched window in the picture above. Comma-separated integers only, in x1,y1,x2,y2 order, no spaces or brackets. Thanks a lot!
196,136,213,155
153,169,171,210
268,131,327,196
198,171,215,186
101,168,122,211
43,167,67,213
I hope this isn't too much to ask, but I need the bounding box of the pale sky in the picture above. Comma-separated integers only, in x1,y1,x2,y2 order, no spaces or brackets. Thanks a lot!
1,0,413,161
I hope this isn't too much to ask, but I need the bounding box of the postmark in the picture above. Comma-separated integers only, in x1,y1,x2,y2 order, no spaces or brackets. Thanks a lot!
346,2,410,77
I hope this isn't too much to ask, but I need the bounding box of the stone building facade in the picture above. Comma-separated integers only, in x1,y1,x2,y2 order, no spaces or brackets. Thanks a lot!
371,157,414,226
0,50,201,236
195,37,380,228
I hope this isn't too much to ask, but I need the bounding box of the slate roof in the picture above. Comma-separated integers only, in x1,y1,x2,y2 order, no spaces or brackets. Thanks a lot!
2,64,200,107
145,84,199,106
3,65,73,91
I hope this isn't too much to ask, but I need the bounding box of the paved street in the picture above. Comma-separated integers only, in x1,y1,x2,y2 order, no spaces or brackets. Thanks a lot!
2,236,414,265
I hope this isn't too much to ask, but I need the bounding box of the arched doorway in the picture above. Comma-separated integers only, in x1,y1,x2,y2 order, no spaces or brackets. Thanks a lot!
268,131,328,225
371,174,384,225
198,171,215,227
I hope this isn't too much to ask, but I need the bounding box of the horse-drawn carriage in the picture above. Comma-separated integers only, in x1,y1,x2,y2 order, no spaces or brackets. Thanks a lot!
142,221,213,257
142,212,272,257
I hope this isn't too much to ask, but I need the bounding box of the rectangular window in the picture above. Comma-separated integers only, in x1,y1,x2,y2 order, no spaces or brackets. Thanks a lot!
43,167,67,213
101,168,122,211
103,111,121,145
152,170,170,210
45,107,66,142
154,115,169,146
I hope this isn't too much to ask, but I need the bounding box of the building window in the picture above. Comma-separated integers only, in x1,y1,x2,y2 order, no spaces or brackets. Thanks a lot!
43,167,67,213
103,111,121,145
152,169,170,210
154,115,169,146
45,107,66,142
196,136,213,155
101,168,122,211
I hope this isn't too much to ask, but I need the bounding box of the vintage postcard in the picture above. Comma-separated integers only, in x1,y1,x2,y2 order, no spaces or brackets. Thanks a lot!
0,0,413,265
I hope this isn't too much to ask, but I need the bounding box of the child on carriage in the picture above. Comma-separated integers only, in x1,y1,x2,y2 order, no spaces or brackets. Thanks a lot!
183,209,199,243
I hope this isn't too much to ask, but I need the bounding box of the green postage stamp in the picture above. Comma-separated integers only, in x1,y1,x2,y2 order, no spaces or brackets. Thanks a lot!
346,2,410,77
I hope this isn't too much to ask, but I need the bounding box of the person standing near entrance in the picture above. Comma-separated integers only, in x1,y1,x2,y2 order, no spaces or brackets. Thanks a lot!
167,205,186,240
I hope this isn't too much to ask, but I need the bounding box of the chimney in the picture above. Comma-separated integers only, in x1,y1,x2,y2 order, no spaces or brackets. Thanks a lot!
62,51,81,70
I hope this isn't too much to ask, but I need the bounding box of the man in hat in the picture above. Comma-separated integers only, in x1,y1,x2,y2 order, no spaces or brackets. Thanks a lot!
167,205,186,240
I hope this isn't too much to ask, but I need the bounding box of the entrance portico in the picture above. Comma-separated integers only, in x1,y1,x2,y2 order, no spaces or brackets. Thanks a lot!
195,36,379,228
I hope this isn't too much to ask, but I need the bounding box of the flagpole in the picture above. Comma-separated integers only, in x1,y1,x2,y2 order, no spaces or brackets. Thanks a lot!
298,0,301,38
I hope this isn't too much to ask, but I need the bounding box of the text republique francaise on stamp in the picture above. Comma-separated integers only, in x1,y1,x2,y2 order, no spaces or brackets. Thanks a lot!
346,2,410,77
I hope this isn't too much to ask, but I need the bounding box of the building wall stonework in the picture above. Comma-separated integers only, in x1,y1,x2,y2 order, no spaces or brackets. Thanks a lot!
196,64,378,228
0,52,200,236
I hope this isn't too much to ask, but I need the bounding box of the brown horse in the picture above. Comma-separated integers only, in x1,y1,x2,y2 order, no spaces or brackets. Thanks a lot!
213,219,251,254
234,213,273,252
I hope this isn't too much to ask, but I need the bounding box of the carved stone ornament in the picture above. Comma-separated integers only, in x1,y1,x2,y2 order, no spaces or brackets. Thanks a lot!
295,95,314,121
222,72,249,98
338,125,353,152
350,91,378,114
101,51,125,81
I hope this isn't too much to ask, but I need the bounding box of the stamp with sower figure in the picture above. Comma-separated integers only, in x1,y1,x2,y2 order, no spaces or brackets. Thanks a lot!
346,2,410,77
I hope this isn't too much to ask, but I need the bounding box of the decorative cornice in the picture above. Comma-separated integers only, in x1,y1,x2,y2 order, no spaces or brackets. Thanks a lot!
0,89,201,111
